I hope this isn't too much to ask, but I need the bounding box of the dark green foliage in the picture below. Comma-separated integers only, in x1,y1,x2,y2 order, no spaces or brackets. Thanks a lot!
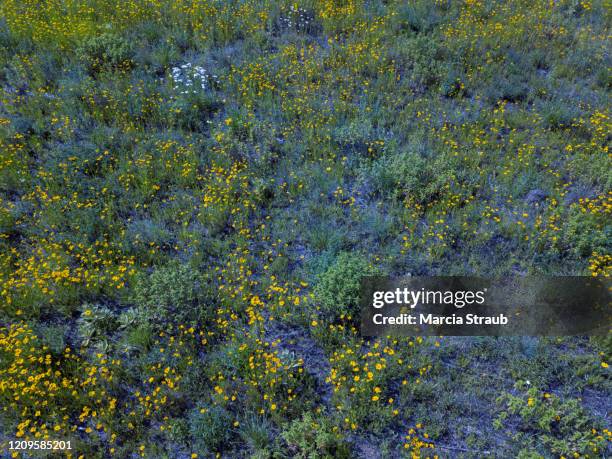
76,33,134,74
124,323,154,351
238,415,274,453
496,382,609,457
314,252,379,320
368,149,428,199
77,303,118,349
1,0,610,457
189,405,233,454
393,36,449,93
396,2,444,34
36,323,69,354
131,262,202,324
281,412,351,459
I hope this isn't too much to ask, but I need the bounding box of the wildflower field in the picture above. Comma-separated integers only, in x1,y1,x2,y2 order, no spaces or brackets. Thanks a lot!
0,0,610,457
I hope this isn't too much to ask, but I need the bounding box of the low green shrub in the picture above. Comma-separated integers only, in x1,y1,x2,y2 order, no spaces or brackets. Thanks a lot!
131,262,202,324
36,323,69,354
77,303,118,350
76,33,134,74
189,405,233,454
392,36,449,93
314,252,379,321
238,415,274,452
496,382,608,457
281,412,350,459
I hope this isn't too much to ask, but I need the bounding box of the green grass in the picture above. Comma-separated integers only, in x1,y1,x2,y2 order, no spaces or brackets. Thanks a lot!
0,0,610,457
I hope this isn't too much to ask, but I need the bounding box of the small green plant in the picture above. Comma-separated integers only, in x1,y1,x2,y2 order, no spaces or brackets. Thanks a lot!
36,323,69,354
495,382,608,457
238,415,274,453
189,405,233,454
131,262,201,324
281,412,350,459
392,35,448,93
396,1,443,34
368,149,428,199
123,323,154,352
76,33,133,74
314,252,379,321
77,303,117,350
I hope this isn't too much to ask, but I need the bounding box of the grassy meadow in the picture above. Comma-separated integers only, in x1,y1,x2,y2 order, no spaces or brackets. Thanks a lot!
0,0,611,457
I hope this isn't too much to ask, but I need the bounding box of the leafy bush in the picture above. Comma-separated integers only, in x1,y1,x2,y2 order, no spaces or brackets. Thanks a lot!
314,252,379,320
564,207,610,257
396,1,444,34
76,33,133,74
131,262,202,324
368,149,428,199
496,382,609,457
367,147,457,205
281,412,350,459
392,36,449,93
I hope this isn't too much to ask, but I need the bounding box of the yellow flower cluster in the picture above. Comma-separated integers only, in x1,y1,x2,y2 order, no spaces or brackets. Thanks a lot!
1,238,136,313
588,252,611,277
327,337,428,427
403,423,436,459
0,323,118,453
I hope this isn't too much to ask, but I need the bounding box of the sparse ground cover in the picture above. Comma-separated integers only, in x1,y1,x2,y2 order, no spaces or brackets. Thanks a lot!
0,0,610,457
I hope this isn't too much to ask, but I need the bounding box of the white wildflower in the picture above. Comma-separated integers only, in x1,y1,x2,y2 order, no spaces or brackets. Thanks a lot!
169,63,220,95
